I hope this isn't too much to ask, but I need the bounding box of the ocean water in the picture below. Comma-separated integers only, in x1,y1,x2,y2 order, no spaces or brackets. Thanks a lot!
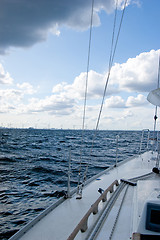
0,128,151,239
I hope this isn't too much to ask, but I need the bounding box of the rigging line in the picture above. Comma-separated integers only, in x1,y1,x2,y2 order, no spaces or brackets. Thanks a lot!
87,0,119,156
77,0,117,195
108,0,118,70
95,0,127,134
93,0,119,134
157,52,160,88
81,0,128,189
153,53,160,132
77,0,95,194
82,0,95,132
110,0,128,68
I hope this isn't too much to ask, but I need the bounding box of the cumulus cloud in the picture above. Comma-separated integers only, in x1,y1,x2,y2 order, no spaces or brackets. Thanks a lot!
51,49,160,104
0,48,156,120
17,82,37,94
126,94,147,107
23,94,76,115
73,70,105,98
52,70,119,101
0,81,36,98
105,94,148,109
0,81,37,113
0,89,22,113
105,96,126,108
0,102,15,113
110,49,160,92
0,64,13,84
0,89,22,102
0,0,132,54
0,89,76,115
52,82,69,94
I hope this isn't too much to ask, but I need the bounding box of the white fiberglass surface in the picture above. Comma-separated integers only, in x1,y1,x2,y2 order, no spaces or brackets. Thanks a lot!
18,151,156,240
95,185,135,240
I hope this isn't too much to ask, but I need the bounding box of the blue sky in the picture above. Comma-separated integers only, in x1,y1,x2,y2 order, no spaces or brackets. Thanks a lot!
0,0,160,130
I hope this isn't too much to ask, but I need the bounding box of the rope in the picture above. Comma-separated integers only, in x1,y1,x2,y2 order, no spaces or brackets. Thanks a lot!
77,0,94,195
109,184,129,240
80,0,128,193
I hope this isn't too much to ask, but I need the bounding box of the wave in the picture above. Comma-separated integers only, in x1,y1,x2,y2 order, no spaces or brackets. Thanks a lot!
0,156,16,162
0,129,143,240
31,166,66,177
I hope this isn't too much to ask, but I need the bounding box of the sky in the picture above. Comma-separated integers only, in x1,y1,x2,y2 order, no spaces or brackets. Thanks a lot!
0,0,160,130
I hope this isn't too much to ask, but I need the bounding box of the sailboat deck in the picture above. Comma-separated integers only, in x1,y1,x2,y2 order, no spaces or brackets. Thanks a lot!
10,151,158,240
94,176,160,240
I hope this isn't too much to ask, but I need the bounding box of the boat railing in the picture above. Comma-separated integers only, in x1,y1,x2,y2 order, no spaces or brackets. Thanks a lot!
139,129,150,154
140,129,160,153
114,131,151,167
67,180,119,240
115,135,119,167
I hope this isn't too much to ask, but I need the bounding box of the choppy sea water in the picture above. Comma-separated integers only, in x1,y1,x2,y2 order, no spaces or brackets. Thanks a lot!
0,128,151,239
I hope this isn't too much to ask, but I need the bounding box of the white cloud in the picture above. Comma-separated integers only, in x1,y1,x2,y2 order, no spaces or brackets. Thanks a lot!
0,89,22,113
105,96,126,108
0,102,15,113
22,94,76,115
105,94,148,109
0,49,156,118
0,89,22,102
0,47,157,130
51,50,160,105
52,71,105,100
126,94,147,107
52,82,68,94
52,70,119,101
0,63,13,84
0,82,37,113
110,49,160,92
17,82,36,94
49,23,61,36
73,70,105,98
